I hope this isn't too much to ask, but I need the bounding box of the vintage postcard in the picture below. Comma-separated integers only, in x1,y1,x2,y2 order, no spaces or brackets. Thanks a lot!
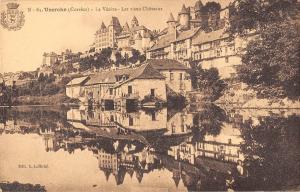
0,0,299,191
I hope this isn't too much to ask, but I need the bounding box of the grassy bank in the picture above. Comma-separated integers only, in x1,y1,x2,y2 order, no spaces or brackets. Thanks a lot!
13,93,79,106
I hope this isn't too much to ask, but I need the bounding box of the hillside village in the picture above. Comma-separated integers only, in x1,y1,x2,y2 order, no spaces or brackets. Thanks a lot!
1,0,299,108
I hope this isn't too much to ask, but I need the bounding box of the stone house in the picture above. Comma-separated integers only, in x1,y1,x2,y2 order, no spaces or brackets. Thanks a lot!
146,59,192,96
65,76,90,101
83,64,166,106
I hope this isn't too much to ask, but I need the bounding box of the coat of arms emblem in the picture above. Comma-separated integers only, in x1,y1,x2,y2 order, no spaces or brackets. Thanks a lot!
1,3,25,31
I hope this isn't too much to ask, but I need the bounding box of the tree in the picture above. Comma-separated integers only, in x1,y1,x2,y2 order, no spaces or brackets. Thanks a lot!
227,0,300,98
129,49,141,64
227,0,298,37
115,51,124,66
238,115,300,190
237,21,300,98
190,62,227,101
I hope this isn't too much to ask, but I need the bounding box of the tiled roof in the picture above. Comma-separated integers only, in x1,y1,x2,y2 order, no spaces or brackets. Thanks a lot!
192,29,229,45
150,27,200,51
131,25,148,32
149,33,174,51
66,76,89,86
146,59,189,70
85,64,165,86
171,27,200,42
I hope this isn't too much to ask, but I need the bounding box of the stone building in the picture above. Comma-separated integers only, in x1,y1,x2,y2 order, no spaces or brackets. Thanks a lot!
83,63,167,106
92,17,122,52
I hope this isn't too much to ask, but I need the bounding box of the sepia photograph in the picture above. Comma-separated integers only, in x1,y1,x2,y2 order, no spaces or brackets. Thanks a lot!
0,0,299,191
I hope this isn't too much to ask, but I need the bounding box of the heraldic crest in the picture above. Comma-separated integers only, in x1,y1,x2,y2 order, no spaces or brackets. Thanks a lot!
1,2,25,31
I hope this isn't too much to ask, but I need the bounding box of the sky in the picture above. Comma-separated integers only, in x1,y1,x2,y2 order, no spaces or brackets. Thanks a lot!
0,0,231,73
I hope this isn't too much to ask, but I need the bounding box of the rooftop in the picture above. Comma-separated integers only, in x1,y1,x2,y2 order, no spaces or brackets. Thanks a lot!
66,76,89,86
171,27,200,43
85,64,165,86
146,59,190,70
192,29,229,45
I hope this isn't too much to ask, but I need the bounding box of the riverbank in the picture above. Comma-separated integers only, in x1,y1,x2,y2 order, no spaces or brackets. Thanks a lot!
215,82,300,109
12,93,80,106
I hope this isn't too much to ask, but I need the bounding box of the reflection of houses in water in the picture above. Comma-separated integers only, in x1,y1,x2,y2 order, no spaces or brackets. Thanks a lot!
97,147,159,185
196,124,244,163
66,107,193,136
39,126,61,152
169,124,244,164
0,119,39,135
166,109,193,135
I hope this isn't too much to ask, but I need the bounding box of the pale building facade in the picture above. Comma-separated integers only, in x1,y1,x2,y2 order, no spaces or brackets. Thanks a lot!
65,76,90,100
146,59,192,96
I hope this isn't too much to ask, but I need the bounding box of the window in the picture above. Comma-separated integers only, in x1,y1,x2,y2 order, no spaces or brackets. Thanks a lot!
128,85,132,94
150,89,155,97
109,88,113,95
170,73,174,81
129,117,133,126
225,56,229,63
151,112,156,121
179,73,183,81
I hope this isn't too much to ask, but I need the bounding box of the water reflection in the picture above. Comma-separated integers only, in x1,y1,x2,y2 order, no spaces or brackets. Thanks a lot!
0,106,299,191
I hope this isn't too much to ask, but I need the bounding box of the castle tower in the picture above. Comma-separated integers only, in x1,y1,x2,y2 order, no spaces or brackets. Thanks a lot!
194,0,203,20
167,13,176,28
108,17,122,48
100,22,106,31
178,4,190,29
131,16,139,28
122,22,130,32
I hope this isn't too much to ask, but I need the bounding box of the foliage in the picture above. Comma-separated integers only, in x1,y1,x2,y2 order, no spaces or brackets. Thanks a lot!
227,0,300,99
17,74,64,97
201,1,221,14
18,72,36,80
227,0,298,36
129,49,141,64
192,104,228,138
238,115,300,190
190,62,227,101
237,22,300,98
79,48,146,71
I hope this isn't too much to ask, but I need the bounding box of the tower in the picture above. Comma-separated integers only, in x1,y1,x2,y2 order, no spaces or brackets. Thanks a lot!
178,4,190,29
108,17,122,48
100,22,106,31
194,0,203,20
167,13,176,28
131,16,139,28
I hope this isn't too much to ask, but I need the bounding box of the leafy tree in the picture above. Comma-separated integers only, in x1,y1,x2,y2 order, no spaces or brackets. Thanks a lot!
138,54,146,63
227,0,300,98
227,0,298,36
191,104,227,142
237,22,300,98
129,49,141,64
201,2,221,14
190,62,227,101
238,115,300,190
115,51,124,66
